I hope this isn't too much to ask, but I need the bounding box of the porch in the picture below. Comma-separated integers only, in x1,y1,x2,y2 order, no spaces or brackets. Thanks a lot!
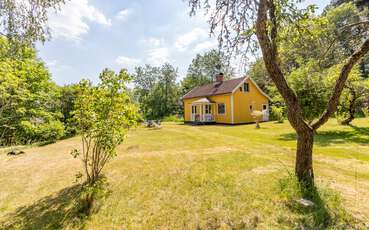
190,98,216,123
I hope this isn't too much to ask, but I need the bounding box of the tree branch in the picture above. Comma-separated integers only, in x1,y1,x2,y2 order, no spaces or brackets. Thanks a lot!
312,38,369,130
339,20,369,32
255,0,310,133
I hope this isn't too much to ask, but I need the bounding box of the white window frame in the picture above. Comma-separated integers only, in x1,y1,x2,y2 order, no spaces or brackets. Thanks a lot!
262,104,268,111
191,105,197,114
243,83,250,92
217,103,226,115
204,104,212,114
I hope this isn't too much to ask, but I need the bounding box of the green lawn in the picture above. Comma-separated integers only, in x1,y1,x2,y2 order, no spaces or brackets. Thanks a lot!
1,119,369,229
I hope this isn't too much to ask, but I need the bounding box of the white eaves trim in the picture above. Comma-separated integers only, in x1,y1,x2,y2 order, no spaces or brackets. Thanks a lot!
231,76,272,101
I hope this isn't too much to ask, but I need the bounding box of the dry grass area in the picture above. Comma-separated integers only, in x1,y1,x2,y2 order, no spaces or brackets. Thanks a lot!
1,119,369,229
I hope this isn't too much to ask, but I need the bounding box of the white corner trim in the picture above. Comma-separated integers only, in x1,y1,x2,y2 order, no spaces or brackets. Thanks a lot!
231,94,234,124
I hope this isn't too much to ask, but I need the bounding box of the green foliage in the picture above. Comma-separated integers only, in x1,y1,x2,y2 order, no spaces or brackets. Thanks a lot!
72,68,138,193
181,49,233,95
59,84,79,137
287,60,331,123
162,115,184,122
0,0,65,46
133,63,180,119
0,37,64,146
248,3,369,123
362,108,369,118
270,106,285,123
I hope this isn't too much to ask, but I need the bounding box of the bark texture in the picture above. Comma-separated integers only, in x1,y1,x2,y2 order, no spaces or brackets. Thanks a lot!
295,130,314,184
255,0,369,184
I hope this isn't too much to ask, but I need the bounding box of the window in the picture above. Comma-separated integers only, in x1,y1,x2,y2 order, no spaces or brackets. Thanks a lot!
205,104,212,114
192,105,197,114
243,83,250,92
218,103,226,115
263,104,267,110
239,87,243,92
249,105,253,111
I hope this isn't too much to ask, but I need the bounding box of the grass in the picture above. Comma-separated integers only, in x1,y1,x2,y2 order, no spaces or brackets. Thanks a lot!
0,119,369,229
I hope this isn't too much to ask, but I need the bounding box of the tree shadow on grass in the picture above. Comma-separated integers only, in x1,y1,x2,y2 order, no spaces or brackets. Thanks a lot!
278,125,369,146
0,184,87,230
278,175,355,229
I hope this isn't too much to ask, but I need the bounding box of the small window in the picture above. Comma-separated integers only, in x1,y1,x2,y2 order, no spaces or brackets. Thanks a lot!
218,103,226,115
205,104,212,114
239,87,243,92
263,104,267,110
244,83,250,92
249,105,253,111
192,105,197,114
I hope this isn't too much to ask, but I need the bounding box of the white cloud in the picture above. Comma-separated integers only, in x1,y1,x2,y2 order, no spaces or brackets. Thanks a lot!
140,37,163,47
49,0,111,42
115,56,141,67
115,9,132,22
146,47,170,66
193,40,218,53
175,28,208,51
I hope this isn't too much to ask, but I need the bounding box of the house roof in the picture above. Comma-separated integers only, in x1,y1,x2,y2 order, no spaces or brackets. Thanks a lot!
182,77,247,99
192,98,214,104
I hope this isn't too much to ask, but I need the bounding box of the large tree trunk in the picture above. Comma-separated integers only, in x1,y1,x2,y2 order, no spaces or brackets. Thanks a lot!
255,0,369,185
295,130,314,185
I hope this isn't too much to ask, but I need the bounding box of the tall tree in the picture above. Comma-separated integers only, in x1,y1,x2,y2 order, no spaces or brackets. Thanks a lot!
133,64,160,118
187,0,369,185
181,49,233,95
133,63,180,119
0,37,64,145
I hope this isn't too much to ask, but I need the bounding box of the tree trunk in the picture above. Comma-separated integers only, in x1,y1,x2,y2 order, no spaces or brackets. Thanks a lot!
295,130,314,185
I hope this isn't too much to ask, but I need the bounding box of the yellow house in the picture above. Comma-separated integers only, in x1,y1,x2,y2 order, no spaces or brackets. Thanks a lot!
182,73,271,124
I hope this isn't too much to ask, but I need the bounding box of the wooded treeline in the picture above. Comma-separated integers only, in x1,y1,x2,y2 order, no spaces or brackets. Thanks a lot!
1,1,368,150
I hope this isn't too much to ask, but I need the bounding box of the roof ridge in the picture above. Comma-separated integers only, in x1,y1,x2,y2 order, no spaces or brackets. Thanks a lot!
182,76,248,100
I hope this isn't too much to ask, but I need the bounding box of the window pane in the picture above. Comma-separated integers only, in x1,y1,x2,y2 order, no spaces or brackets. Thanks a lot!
244,83,249,92
218,103,225,114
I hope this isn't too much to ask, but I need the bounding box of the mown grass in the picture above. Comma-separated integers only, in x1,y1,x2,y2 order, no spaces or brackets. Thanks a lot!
0,119,368,229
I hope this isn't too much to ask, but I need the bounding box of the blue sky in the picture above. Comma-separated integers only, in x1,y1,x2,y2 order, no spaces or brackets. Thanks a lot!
37,0,331,85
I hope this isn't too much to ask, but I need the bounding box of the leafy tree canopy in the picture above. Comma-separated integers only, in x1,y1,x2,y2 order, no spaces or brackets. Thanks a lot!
181,49,234,95
0,37,64,145
0,0,65,47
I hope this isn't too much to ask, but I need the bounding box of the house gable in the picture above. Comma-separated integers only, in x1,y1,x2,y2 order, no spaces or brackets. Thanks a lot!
232,78,269,123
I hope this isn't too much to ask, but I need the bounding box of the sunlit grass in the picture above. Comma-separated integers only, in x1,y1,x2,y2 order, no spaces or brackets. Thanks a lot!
0,118,368,229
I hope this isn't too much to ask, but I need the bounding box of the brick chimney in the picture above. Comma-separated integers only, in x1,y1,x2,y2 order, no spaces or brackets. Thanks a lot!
215,72,224,82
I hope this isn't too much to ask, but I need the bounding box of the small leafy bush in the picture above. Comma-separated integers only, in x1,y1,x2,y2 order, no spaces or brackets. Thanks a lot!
162,115,183,122
270,106,285,123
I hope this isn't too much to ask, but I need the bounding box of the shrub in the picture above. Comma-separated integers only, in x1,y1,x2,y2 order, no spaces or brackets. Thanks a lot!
270,106,285,123
72,69,138,214
162,115,184,122
362,107,369,118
